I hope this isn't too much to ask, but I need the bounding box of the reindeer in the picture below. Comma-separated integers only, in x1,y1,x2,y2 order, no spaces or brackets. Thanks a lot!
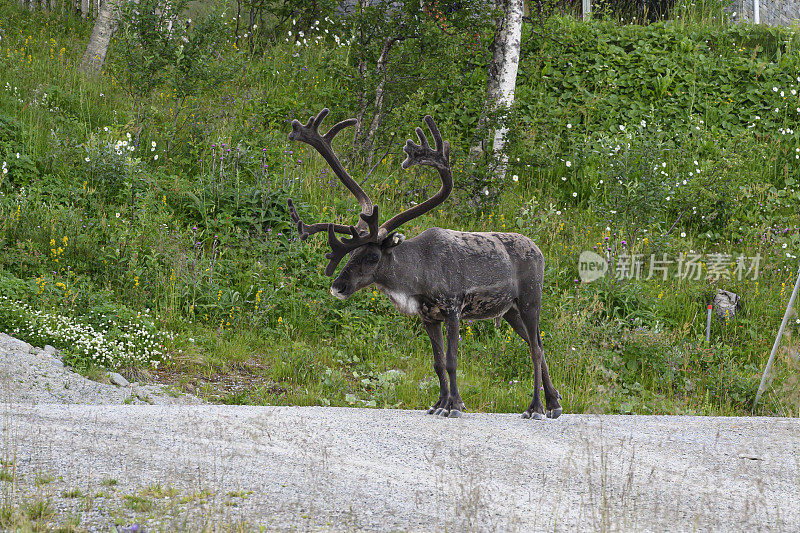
287,108,562,420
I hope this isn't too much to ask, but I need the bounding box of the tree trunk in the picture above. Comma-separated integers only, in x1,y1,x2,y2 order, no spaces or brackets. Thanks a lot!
81,0,88,17
491,0,523,178
471,0,523,181
79,0,117,74
353,0,370,143
364,36,397,168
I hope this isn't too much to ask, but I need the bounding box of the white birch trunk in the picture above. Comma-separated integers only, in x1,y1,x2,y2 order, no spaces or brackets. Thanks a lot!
81,0,88,18
491,0,523,180
80,0,118,73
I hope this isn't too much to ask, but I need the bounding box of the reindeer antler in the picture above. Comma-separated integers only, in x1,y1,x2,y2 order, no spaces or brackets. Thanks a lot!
378,115,453,238
287,108,375,236
287,198,353,241
287,110,453,277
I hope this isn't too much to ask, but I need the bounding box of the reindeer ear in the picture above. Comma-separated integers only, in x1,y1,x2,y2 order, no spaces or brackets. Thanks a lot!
381,232,405,253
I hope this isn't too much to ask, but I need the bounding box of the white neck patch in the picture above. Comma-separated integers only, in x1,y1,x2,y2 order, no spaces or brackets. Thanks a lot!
379,287,419,315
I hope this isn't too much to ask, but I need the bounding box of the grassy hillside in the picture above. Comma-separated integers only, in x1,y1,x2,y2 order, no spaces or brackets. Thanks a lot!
0,1,798,416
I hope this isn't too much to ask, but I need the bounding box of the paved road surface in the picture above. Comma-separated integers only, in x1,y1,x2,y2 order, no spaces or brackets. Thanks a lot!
6,404,799,532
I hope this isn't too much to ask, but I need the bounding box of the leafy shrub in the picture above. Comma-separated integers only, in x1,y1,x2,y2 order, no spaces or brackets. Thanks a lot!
80,129,141,200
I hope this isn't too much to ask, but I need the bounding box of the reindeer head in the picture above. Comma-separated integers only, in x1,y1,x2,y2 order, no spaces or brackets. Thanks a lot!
287,108,452,299
329,231,407,299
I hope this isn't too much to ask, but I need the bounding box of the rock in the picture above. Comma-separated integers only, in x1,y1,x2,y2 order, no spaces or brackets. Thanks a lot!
737,453,763,461
44,345,58,356
713,289,740,320
108,372,130,387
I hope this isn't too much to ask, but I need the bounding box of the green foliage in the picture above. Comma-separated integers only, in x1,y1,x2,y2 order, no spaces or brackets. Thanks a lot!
517,19,800,137
113,0,190,100
0,114,36,189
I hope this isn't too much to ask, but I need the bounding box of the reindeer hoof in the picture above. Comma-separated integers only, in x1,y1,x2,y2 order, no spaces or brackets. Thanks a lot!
433,408,445,416
521,411,530,419
547,408,563,419
532,412,545,420
448,409,462,418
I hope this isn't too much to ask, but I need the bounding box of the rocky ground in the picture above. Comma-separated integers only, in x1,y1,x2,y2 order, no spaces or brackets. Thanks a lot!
1,332,799,532
0,332,202,405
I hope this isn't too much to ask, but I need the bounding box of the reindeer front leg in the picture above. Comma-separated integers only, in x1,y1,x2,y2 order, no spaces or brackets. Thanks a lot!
423,320,448,415
439,311,466,418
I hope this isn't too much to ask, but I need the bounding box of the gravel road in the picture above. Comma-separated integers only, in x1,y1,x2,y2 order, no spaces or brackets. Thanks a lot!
1,333,799,532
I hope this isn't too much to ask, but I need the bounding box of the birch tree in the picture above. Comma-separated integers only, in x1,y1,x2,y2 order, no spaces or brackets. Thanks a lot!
472,0,524,182
79,0,118,74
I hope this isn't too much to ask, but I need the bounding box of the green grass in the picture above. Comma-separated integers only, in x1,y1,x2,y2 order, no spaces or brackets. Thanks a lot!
61,488,83,498
24,497,54,521
123,494,153,512
0,2,798,418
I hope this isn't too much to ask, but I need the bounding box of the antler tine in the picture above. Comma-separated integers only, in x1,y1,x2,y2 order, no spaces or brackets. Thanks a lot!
287,198,353,240
311,108,329,131
380,116,453,237
288,108,374,234
324,117,358,144
323,206,381,276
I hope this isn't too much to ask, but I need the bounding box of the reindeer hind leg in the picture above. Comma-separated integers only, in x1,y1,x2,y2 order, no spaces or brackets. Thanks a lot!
511,301,562,420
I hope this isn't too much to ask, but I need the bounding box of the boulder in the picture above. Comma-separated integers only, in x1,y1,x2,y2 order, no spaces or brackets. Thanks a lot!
713,289,740,320
108,372,130,387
